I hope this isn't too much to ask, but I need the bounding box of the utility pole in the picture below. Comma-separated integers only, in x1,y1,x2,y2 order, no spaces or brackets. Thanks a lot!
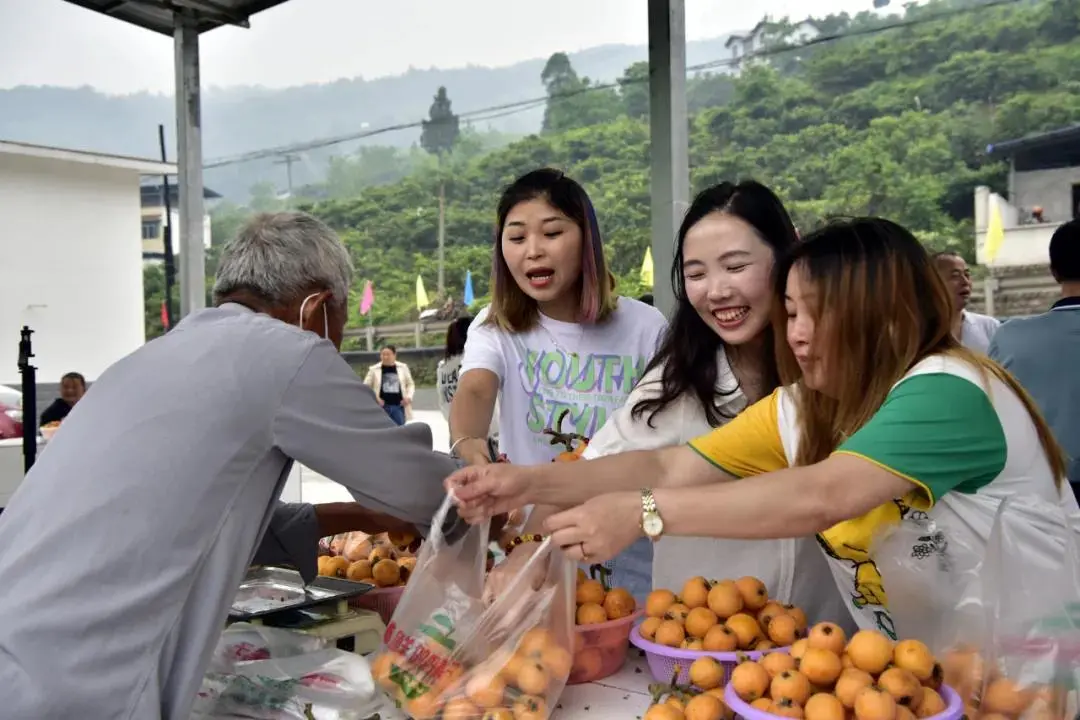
158,124,176,331
421,87,460,298
273,153,300,196
436,153,447,297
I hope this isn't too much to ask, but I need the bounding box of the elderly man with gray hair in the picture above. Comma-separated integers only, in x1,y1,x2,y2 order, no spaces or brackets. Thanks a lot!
0,212,467,719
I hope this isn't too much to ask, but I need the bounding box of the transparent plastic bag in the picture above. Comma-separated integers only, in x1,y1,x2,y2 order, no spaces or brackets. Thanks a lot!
874,507,987,654
879,494,1080,720
206,623,329,672
974,495,1080,720
192,623,381,720
370,494,575,719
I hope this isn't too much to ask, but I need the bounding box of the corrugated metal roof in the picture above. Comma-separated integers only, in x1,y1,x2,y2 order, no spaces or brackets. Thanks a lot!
60,0,293,36
987,124,1080,157
987,124,1080,173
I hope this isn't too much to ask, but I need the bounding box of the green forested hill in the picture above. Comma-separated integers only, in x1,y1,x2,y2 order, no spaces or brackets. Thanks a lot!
146,0,1080,340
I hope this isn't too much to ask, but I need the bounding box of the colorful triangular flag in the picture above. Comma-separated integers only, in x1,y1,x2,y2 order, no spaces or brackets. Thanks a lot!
985,194,1005,264
359,280,374,315
464,271,475,306
640,246,654,287
416,275,430,310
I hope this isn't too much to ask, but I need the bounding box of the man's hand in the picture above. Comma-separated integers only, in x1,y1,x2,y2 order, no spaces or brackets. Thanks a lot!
376,398,385,407
402,397,412,407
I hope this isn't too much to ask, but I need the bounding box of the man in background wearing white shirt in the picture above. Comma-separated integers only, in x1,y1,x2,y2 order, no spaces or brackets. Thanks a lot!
934,250,1000,352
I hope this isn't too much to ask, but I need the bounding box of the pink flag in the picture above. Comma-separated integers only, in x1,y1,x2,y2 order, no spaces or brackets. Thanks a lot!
359,280,374,315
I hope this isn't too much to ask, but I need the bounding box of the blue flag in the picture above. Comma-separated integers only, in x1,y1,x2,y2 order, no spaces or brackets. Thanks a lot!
464,270,475,306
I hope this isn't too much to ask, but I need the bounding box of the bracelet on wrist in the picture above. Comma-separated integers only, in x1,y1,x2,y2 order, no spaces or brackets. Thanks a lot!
504,533,544,555
449,436,485,458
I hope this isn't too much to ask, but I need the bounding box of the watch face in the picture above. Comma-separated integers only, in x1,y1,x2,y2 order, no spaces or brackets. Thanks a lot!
642,512,664,538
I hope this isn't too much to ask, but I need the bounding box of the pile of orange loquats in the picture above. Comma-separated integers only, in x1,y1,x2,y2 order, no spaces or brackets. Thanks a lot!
641,575,809,652
720,625,952,720
644,624,951,720
371,625,572,720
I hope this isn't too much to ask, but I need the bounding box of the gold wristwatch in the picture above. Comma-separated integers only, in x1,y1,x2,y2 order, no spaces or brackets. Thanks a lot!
640,488,665,541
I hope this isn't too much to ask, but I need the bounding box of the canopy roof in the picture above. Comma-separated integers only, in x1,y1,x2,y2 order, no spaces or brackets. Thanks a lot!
60,0,292,36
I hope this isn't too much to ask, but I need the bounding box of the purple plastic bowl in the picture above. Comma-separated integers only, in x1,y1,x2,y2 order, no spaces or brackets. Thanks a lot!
724,681,964,720
629,624,790,685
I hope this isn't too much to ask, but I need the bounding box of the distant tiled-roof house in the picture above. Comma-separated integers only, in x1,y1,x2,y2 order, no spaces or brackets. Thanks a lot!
725,18,821,68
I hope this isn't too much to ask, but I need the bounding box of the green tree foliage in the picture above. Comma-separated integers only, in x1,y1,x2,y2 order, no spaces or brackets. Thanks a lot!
541,52,622,133
145,0,1080,349
420,87,461,157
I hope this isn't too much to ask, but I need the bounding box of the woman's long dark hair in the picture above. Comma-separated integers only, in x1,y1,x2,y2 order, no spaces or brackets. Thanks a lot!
444,316,472,359
631,181,799,428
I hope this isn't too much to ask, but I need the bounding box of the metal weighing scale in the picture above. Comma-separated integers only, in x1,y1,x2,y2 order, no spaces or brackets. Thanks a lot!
228,566,387,655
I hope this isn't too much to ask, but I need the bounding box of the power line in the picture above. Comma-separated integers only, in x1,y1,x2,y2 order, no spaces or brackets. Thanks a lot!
203,0,1025,169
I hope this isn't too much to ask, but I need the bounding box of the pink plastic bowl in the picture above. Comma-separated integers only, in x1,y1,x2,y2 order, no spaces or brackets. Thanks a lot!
629,624,790,686
568,609,644,685
724,681,964,720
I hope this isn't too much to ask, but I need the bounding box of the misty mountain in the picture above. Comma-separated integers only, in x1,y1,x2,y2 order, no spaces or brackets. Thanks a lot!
0,35,733,200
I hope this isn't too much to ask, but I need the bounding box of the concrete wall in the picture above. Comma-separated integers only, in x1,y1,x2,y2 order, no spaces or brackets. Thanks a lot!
0,153,145,385
1013,166,1080,224
974,185,1063,267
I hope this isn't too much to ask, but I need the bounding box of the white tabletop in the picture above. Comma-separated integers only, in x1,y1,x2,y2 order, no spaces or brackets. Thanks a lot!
553,651,653,718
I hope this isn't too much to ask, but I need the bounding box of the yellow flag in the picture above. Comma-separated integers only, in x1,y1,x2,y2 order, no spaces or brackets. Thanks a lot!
640,246,654,287
985,195,1005,264
416,275,430,309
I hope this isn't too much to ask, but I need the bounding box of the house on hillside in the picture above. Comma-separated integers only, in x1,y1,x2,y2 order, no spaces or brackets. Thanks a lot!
726,18,821,68
970,124,1080,316
0,139,173,385
975,124,1080,266
140,179,219,263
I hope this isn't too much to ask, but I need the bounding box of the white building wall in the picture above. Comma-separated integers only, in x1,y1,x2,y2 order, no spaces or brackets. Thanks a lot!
0,153,145,385
1013,166,1080,224
974,184,1061,267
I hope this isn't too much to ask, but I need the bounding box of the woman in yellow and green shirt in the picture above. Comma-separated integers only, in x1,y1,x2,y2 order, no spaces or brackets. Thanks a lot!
446,217,1075,636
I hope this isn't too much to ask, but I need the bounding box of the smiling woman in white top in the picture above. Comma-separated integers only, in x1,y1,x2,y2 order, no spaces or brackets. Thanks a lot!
449,168,665,596
483,181,853,628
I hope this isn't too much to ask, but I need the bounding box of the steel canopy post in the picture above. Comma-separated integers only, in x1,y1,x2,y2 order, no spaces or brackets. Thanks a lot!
647,0,690,318
174,10,207,318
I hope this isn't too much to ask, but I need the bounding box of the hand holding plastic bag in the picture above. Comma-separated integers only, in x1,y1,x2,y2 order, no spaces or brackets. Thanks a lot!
370,495,575,719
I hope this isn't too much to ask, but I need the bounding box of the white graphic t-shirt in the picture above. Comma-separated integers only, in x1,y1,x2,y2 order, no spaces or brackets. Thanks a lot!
436,356,463,421
438,354,500,438
460,298,666,465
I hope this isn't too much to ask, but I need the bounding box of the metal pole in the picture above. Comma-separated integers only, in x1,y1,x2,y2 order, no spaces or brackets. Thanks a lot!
158,124,176,329
648,0,690,318
18,327,37,473
174,11,206,318
437,178,446,297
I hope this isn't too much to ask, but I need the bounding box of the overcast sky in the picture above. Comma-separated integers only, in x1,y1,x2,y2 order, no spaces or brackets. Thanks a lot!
1,0,879,94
